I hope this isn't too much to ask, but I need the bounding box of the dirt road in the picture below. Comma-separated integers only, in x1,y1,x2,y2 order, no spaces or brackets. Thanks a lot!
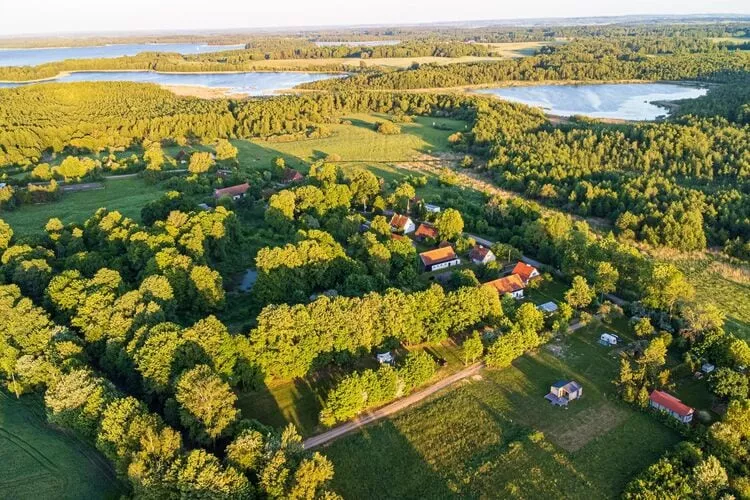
303,362,483,449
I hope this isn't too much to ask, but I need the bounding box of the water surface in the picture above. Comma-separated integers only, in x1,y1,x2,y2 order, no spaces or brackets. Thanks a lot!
0,71,339,95
478,83,708,120
0,43,244,67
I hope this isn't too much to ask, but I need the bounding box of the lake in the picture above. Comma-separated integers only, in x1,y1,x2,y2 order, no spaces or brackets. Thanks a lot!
477,83,708,120
0,71,340,96
0,43,244,67
314,40,401,47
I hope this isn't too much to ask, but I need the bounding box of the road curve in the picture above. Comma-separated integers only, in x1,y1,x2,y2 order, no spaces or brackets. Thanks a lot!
303,362,484,449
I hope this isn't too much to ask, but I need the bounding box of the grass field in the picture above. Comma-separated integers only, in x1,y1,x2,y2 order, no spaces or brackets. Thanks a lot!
0,392,122,499
666,254,750,340
1,177,167,237
322,321,680,499
481,40,567,58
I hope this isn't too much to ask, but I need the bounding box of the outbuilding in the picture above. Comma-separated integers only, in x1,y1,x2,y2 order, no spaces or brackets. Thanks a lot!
545,380,583,406
599,333,618,346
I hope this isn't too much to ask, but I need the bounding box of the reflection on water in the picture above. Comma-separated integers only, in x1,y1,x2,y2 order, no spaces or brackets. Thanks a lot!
478,83,708,120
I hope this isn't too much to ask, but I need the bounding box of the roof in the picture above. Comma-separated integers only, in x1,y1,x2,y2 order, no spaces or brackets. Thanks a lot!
552,380,582,392
390,213,412,230
390,233,409,242
377,352,394,363
419,246,459,266
469,245,493,261
214,183,250,198
414,223,438,240
538,301,558,313
650,390,694,417
513,262,539,283
484,274,525,294
282,169,303,183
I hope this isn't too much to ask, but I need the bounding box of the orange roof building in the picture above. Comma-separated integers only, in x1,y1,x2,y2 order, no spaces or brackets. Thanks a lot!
214,183,250,200
649,390,695,423
282,169,304,184
414,223,438,241
390,213,416,234
484,274,525,299
469,245,496,265
512,262,540,284
419,246,461,272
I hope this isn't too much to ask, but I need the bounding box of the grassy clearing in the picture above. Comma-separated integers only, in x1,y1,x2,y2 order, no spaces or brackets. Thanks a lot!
666,254,750,340
323,321,680,499
1,177,167,237
481,40,566,58
0,392,122,499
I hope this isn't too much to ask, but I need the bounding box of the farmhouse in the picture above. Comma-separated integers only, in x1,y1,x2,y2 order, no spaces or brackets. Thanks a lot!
545,380,583,406
469,245,496,265
390,213,416,234
281,168,304,184
214,183,250,200
484,274,525,299
512,262,540,285
649,390,695,423
414,223,439,241
419,247,461,272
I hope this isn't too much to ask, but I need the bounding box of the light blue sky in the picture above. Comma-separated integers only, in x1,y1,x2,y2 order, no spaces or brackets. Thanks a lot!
1,0,748,36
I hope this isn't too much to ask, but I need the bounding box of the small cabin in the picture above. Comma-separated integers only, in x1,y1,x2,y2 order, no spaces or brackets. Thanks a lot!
545,380,582,406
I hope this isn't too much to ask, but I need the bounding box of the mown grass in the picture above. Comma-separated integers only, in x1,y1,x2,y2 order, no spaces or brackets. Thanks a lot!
0,392,122,500
323,321,680,499
2,177,167,237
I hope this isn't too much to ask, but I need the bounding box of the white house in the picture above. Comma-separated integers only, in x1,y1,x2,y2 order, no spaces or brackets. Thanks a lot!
419,247,461,272
390,213,416,234
512,262,540,285
469,245,496,265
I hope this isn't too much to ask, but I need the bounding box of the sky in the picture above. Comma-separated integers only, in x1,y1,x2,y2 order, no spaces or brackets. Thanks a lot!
0,0,748,36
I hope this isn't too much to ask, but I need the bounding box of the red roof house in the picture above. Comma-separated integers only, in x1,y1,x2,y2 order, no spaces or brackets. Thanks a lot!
390,214,416,234
281,168,304,184
469,245,496,265
512,262,540,284
414,223,438,241
484,275,525,299
649,390,695,423
214,183,250,200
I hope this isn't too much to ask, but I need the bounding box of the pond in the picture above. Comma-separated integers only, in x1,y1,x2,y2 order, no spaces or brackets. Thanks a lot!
477,83,708,120
0,71,340,96
238,269,258,292
0,43,244,67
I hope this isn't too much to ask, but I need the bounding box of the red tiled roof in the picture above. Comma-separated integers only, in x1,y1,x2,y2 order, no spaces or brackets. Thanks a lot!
470,245,492,261
390,214,412,230
282,169,303,183
419,246,458,266
484,274,525,294
214,183,249,198
390,233,407,241
414,223,438,240
513,262,538,283
650,390,694,417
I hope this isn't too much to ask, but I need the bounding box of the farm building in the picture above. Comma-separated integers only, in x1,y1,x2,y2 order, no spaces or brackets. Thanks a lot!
537,302,558,314
512,262,540,285
390,214,416,234
414,223,439,241
649,390,695,423
419,247,461,272
469,245,496,265
214,183,250,200
484,274,525,299
545,380,583,406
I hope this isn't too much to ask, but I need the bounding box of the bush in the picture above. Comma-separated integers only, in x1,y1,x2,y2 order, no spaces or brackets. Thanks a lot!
375,121,402,135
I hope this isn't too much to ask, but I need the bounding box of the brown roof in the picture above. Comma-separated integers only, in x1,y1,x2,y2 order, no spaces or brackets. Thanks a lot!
214,183,249,198
282,169,303,183
414,223,438,240
470,245,493,261
484,274,525,294
419,246,458,266
390,213,412,230
512,262,538,283
650,390,694,417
